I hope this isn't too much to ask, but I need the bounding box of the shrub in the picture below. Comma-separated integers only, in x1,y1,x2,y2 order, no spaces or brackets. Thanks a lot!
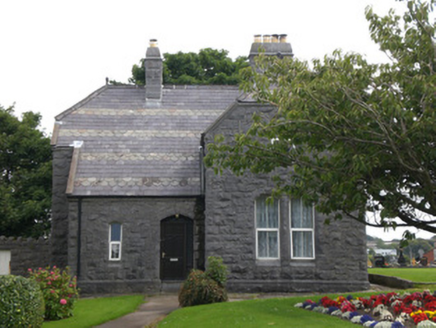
205,256,228,287
29,266,79,320
178,269,228,307
0,275,45,328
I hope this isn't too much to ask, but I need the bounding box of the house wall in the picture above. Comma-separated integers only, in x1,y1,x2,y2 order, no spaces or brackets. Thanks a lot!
67,197,204,294
204,103,369,293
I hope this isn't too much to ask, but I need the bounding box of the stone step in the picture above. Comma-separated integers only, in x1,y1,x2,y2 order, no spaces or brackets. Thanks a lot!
161,281,183,293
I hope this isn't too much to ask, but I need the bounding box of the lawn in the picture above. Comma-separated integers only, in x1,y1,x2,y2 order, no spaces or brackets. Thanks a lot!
43,294,144,328
368,267,436,283
158,293,384,328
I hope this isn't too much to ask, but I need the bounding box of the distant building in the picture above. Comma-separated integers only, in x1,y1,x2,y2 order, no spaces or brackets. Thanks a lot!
373,249,397,257
422,242,436,265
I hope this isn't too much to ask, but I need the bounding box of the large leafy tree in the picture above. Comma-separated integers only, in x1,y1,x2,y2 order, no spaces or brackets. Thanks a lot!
130,48,248,85
0,105,52,237
205,0,436,236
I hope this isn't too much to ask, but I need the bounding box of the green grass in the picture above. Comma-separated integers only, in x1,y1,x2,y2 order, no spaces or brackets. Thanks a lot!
158,292,386,328
368,267,436,283
43,295,144,328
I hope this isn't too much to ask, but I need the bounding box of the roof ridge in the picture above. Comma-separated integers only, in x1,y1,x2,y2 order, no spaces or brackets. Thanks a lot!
162,84,239,90
55,85,110,121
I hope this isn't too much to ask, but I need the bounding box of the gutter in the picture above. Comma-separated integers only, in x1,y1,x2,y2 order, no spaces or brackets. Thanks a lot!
77,197,82,279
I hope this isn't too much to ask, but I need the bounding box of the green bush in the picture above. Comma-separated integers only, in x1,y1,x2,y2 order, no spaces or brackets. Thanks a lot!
29,266,79,320
178,269,228,307
205,256,228,287
0,275,45,328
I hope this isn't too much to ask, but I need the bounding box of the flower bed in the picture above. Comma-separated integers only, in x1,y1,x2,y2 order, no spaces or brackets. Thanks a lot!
294,291,436,327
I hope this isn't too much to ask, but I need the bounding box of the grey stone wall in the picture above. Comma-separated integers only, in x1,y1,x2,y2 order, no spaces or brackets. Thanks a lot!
67,197,204,294
369,274,413,289
204,102,369,293
51,146,73,268
0,236,50,276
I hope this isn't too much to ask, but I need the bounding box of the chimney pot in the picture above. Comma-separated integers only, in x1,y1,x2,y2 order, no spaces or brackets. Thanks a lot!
149,39,158,47
248,33,293,67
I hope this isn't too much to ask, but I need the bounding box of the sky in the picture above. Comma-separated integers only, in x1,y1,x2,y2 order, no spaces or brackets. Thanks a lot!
0,0,434,241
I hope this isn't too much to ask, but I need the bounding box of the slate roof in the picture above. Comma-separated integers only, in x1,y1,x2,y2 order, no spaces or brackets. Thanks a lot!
53,85,241,197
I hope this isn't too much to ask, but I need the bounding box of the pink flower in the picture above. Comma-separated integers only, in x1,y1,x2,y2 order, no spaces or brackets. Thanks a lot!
47,281,51,285
27,268,32,272
53,266,57,269
50,290,55,294
60,299,67,305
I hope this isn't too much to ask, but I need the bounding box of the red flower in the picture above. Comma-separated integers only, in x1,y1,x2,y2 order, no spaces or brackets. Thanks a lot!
412,312,428,324
320,297,339,308
358,297,372,308
426,301,436,311
340,300,356,313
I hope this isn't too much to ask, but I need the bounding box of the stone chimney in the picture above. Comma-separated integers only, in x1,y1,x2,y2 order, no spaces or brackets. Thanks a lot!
249,34,293,67
145,39,162,100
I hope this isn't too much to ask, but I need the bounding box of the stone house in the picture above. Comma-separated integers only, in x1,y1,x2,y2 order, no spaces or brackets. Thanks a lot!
50,35,369,294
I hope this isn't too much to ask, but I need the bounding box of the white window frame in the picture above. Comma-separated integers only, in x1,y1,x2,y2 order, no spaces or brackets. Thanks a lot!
109,223,122,261
290,198,315,260
255,196,280,260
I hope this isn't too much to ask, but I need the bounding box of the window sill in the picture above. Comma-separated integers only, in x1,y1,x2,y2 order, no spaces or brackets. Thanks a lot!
255,259,281,267
289,260,315,267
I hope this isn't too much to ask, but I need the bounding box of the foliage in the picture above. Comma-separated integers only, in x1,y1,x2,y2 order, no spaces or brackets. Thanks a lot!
402,238,434,259
42,295,144,328
0,275,45,328
205,255,228,287
130,48,248,85
178,269,228,307
205,0,436,235
0,104,52,238
29,266,79,321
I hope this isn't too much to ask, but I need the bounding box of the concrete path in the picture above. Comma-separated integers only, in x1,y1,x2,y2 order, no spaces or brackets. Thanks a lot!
96,294,179,328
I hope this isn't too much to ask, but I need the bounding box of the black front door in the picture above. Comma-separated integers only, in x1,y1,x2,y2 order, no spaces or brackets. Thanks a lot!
160,216,193,280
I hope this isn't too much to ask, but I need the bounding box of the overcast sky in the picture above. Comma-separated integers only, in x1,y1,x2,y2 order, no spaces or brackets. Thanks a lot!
0,0,433,241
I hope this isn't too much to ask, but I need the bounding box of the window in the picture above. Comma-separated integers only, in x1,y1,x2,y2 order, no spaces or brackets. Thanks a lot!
255,196,279,259
109,223,122,261
290,198,315,259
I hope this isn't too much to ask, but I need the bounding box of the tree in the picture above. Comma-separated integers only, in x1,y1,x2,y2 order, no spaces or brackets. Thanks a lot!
0,105,52,237
402,238,433,259
130,48,248,85
205,0,436,236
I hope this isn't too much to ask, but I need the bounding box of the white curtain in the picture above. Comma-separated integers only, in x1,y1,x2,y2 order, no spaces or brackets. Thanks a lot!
291,198,314,258
256,197,279,258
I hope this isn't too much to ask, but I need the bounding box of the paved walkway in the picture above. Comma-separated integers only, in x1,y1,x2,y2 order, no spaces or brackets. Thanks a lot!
96,294,179,328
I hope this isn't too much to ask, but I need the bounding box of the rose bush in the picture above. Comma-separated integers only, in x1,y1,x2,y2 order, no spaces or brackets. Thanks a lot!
28,266,79,320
